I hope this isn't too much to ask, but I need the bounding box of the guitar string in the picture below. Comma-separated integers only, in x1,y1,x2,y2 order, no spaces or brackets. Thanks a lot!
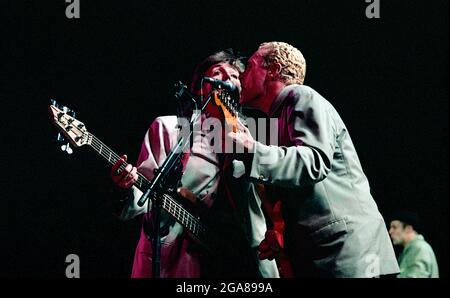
57,109,220,238
87,133,205,235
63,115,206,236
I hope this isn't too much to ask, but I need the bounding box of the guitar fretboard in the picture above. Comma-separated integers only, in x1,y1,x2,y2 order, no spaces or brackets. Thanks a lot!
87,132,206,239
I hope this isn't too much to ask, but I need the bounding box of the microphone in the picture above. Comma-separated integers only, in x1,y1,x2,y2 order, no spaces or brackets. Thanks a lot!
203,77,238,92
174,81,196,102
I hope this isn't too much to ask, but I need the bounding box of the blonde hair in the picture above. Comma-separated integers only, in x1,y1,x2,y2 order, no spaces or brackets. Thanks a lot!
259,41,306,85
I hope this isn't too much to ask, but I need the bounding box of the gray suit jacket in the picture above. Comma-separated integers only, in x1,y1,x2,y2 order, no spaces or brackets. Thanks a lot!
249,85,399,277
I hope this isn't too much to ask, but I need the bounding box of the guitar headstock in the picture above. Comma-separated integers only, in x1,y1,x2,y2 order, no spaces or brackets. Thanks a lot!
49,101,90,149
213,90,240,132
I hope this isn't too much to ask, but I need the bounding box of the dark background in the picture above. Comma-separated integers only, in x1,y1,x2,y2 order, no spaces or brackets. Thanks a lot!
1,0,448,277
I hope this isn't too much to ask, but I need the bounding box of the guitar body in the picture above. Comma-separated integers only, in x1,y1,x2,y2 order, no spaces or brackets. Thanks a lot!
255,184,294,278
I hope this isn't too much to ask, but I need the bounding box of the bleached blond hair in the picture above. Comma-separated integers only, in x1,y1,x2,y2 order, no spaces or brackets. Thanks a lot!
259,41,306,85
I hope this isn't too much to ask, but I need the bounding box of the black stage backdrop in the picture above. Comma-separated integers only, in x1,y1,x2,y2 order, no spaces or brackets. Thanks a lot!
1,0,448,278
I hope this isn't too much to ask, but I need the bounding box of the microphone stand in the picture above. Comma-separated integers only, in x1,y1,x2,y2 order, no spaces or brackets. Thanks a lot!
137,82,215,278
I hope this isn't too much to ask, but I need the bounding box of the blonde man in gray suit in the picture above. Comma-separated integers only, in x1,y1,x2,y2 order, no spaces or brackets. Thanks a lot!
228,41,400,277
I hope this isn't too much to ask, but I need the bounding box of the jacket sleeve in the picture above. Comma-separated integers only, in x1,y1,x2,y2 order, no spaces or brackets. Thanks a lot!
118,115,221,220
249,86,337,188
117,116,178,221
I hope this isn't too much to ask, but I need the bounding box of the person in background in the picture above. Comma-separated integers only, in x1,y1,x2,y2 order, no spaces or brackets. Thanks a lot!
389,211,439,278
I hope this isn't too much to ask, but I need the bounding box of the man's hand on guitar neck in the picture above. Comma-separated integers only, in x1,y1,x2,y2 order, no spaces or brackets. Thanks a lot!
111,154,138,188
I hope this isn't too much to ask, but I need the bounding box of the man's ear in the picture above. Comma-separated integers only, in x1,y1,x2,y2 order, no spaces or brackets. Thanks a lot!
404,224,414,233
267,62,282,79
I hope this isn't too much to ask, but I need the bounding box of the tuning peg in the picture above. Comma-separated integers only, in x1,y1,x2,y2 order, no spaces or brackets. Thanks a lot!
57,133,65,142
55,132,73,155
61,143,73,155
